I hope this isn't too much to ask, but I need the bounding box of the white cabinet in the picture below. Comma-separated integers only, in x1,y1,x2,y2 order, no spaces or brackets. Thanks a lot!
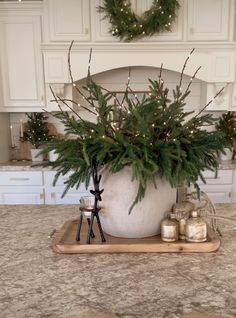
0,170,91,204
0,171,44,204
43,0,90,42
197,169,234,203
0,4,45,112
43,171,90,204
187,0,234,41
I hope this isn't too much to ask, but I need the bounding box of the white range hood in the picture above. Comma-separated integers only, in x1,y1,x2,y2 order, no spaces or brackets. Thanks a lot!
42,42,236,111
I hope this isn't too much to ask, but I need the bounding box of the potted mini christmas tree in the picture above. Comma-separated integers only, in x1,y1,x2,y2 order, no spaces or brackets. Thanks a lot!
24,113,51,162
42,46,226,238
215,111,236,161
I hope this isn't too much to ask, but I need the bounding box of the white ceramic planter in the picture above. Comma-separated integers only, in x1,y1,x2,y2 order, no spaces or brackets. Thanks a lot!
99,167,176,238
220,148,233,161
31,148,43,162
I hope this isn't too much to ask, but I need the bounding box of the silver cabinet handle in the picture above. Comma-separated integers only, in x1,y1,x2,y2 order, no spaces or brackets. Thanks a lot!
10,178,30,181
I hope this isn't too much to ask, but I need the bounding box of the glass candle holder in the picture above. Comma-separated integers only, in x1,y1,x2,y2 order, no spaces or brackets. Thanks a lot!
80,196,95,210
9,146,19,162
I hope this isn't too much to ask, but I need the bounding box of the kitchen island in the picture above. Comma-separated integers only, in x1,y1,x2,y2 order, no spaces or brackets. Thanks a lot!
0,204,236,318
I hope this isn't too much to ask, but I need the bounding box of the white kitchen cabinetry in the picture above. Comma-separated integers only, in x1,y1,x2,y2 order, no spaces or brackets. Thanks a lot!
187,0,234,41
44,171,90,204
197,169,234,203
0,168,235,204
0,4,45,112
43,0,90,42
0,171,44,204
0,170,90,204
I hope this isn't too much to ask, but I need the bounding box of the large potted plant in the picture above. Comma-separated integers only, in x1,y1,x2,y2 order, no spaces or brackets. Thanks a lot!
42,47,226,238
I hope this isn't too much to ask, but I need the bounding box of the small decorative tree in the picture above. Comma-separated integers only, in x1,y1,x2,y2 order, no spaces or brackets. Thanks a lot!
215,111,236,161
25,113,51,149
215,111,236,149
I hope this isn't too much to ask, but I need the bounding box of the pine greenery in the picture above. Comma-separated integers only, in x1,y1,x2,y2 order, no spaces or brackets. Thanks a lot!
215,111,236,148
25,113,51,149
42,49,226,212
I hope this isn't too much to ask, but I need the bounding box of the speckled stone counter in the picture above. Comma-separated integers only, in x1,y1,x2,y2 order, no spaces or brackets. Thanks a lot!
0,159,236,171
0,161,50,171
0,204,236,318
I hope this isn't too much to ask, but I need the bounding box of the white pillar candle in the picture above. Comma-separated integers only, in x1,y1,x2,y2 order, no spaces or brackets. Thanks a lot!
20,120,23,138
10,125,14,147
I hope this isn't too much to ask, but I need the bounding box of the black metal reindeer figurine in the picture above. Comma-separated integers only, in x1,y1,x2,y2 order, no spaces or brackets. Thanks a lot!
76,160,106,244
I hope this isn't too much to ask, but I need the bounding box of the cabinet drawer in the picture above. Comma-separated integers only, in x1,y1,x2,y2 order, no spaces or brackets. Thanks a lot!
0,186,44,204
44,187,89,204
44,171,70,186
0,171,43,186
44,171,90,191
198,169,233,185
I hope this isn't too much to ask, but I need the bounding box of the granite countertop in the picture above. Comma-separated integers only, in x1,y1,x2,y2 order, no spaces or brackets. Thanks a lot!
0,204,236,318
0,161,51,171
0,160,236,171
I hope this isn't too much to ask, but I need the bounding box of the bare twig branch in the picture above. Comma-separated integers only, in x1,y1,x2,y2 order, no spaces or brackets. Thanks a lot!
50,98,97,115
179,48,195,89
158,63,163,86
194,86,225,118
184,66,201,95
121,67,131,106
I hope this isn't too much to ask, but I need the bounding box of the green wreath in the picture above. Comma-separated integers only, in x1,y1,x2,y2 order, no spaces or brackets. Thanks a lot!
98,0,180,41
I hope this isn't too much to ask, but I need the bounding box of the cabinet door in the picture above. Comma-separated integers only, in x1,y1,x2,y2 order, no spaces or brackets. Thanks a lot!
0,16,45,111
44,0,90,42
45,187,89,204
197,169,233,204
187,0,233,41
43,171,91,204
0,186,44,204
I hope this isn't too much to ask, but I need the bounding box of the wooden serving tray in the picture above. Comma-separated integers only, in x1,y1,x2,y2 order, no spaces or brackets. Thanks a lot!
52,219,220,254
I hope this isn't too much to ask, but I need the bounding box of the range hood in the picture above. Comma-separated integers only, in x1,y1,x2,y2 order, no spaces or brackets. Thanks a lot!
42,43,236,111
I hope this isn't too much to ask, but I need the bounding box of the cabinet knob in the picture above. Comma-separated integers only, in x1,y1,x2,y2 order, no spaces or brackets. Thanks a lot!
40,193,44,200
85,27,89,34
51,192,56,199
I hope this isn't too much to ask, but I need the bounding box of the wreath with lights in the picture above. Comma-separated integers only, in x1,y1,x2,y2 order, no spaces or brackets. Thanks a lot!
98,0,180,41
